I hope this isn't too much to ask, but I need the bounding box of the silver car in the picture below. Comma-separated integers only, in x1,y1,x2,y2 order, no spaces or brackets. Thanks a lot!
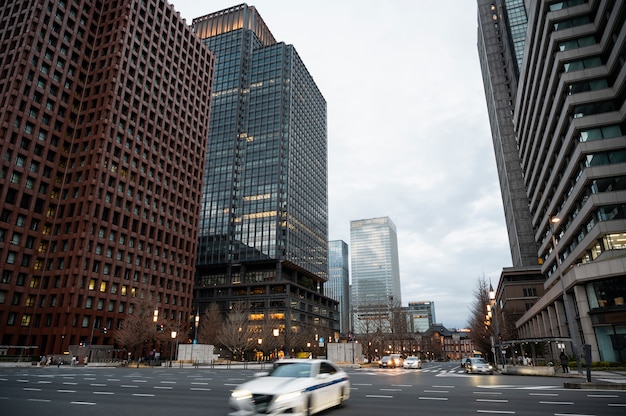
464,357,493,374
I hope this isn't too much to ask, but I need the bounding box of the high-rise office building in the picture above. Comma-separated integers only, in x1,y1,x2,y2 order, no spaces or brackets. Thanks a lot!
407,301,435,333
327,240,350,334
479,0,626,362
350,217,401,333
192,4,339,350
0,0,214,356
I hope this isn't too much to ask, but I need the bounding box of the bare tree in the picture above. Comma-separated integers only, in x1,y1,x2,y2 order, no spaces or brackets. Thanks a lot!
114,298,156,367
257,315,284,360
467,275,492,356
218,302,255,360
197,302,223,345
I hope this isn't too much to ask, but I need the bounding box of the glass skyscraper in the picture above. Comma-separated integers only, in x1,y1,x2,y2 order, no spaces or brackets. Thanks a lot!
327,240,350,334
192,4,338,349
350,217,401,332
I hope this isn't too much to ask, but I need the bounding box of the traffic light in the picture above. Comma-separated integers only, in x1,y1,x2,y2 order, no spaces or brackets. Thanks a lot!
156,324,164,332
102,327,107,334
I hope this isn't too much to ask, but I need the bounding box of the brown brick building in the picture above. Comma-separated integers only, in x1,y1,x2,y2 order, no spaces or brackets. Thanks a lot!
0,0,214,357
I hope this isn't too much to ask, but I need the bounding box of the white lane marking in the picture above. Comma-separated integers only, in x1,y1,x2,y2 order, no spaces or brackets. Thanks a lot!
90,383,107,387
63,382,78,385
608,403,626,407
529,393,558,396
132,380,147,383
23,388,41,391
71,401,96,405
28,399,51,403
132,393,155,397
587,394,618,398
121,385,138,388
160,381,176,384
476,411,515,414
190,388,211,391
432,385,454,388
366,395,393,398
418,396,448,400
93,391,115,395
154,386,172,390
476,399,509,403
380,388,402,391
57,389,77,393
191,382,209,385
539,401,573,405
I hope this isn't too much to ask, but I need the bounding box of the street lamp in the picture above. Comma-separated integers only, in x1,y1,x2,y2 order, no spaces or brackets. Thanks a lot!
170,330,177,368
549,216,582,375
191,312,199,365
273,328,279,360
488,284,502,369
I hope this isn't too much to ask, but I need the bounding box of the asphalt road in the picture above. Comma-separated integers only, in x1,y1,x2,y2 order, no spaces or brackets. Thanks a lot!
0,361,624,415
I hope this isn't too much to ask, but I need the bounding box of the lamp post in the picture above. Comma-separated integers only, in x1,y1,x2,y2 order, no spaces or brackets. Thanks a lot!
488,285,503,370
549,216,582,375
170,330,177,368
191,312,199,365
273,328,279,360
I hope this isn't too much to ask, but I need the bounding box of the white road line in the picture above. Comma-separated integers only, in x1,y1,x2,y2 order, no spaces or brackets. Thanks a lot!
424,390,448,393
132,393,155,397
392,384,412,387
37,381,51,384
432,385,454,388
474,392,502,395
90,383,107,387
71,401,96,406
107,379,121,381
160,381,176,384
476,410,515,414
93,391,115,395
608,403,626,407
23,388,41,391
353,383,372,386
554,413,595,416
476,399,508,403
132,380,147,383
154,386,172,389
587,394,618,398
57,389,77,393
190,388,211,391
380,388,402,391
539,401,573,405
366,395,393,398
121,385,138,388
418,397,448,401
191,382,209,385
28,399,51,403
63,382,78,385
528,393,558,396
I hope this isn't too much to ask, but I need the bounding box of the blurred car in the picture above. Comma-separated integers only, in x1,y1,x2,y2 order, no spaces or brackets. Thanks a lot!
403,356,422,369
461,357,471,368
229,358,350,416
379,355,394,368
390,354,404,367
464,357,493,374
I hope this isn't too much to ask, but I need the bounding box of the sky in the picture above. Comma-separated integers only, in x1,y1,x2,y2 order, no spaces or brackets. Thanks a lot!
170,0,512,329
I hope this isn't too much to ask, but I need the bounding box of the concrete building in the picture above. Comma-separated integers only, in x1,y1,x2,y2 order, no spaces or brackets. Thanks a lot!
479,0,626,363
350,216,401,333
191,4,339,352
0,0,214,356
327,240,350,335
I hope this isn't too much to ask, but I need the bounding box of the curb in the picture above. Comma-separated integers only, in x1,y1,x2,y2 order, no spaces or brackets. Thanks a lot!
564,381,626,390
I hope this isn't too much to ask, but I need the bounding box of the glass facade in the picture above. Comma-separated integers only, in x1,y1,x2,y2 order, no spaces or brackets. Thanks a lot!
350,217,401,332
192,5,337,344
327,240,350,334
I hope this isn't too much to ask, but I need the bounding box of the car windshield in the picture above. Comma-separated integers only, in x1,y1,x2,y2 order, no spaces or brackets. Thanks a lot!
269,362,313,378
470,358,487,364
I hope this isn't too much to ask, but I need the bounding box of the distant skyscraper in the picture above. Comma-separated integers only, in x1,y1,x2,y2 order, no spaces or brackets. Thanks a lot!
0,0,214,356
192,4,339,346
350,217,401,332
479,0,626,363
327,240,350,334
407,301,436,333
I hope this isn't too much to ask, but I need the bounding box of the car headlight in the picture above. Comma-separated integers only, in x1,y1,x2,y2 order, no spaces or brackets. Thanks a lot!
275,391,302,403
231,389,252,400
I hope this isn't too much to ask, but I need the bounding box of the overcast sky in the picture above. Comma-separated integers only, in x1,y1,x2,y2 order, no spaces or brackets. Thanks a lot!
171,0,512,329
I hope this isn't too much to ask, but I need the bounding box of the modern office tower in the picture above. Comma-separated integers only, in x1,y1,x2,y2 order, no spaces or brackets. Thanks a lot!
327,240,350,335
0,0,214,357
477,0,537,268
480,0,626,363
407,301,436,333
192,4,339,351
350,217,401,333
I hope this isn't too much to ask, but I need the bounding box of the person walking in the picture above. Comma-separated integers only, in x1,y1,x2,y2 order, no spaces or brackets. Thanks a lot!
559,351,569,374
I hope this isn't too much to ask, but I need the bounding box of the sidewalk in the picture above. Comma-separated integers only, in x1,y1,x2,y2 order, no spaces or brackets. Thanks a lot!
563,370,626,390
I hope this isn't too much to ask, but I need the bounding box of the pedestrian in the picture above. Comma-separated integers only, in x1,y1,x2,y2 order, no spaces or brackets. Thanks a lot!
559,352,569,373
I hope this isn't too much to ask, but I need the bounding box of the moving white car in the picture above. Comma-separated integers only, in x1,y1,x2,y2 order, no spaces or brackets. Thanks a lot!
229,358,350,416
464,357,493,374
403,356,422,369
